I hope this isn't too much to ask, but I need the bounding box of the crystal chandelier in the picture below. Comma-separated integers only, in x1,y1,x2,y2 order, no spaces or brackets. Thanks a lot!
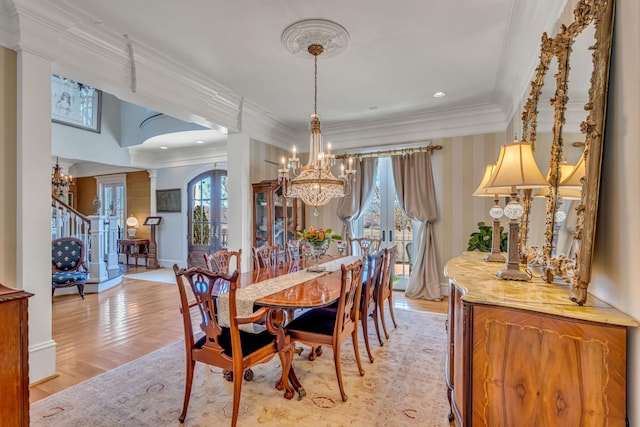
278,42,355,215
51,157,73,196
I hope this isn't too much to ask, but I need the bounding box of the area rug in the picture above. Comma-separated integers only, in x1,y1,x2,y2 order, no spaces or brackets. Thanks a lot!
31,310,450,426
124,268,176,284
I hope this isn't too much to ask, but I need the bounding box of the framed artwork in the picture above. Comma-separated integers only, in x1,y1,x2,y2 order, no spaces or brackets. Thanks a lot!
51,74,102,133
144,216,162,226
156,188,181,212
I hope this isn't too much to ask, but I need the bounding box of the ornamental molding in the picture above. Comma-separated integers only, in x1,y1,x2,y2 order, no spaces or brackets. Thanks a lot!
1,0,546,153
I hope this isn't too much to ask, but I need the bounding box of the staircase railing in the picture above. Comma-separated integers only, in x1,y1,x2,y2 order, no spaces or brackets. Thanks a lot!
51,197,121,283
51,196,91,264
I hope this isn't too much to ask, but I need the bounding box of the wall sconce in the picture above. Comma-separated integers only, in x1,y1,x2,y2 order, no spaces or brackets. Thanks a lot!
126,215,139,238
484,140,548,281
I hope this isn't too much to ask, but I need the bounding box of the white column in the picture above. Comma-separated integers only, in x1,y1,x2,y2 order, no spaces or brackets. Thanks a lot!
16,50,56,382
227,133,252,272
106,216,119,271
88,215,108,282
148,169,158,215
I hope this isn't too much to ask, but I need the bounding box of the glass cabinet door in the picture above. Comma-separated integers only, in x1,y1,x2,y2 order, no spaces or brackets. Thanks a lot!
286,196,295,243
255,190,269,248
273,186,285,250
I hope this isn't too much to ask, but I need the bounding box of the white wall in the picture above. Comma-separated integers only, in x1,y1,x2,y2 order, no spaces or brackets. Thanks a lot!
154,164,209,267
589,0,640,422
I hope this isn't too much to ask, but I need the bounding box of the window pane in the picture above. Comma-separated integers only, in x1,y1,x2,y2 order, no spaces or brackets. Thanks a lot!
201,177,211,199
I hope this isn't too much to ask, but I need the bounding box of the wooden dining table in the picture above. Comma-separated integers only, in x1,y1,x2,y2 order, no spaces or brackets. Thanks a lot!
215,255,361,400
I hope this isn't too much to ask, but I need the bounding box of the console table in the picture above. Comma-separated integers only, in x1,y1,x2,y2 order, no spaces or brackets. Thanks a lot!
117,239,149,266
445,252,637,427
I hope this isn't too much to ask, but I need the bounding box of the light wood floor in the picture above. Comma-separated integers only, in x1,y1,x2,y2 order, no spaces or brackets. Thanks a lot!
30,266,448,402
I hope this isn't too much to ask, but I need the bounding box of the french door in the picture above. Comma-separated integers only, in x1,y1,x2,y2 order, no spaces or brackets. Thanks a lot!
187,170,228,268
358,157,414,290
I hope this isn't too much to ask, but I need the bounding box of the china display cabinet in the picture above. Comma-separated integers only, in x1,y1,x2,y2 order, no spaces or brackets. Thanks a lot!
252,180,304,254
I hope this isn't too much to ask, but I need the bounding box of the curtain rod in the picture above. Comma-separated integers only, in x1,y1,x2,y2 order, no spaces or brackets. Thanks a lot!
334,144,443,160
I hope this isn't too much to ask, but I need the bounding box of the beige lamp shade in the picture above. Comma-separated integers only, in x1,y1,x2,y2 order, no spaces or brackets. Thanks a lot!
534,163,582,199
126,215,139,238
126,215,139,228
484,142,549,191
473,163,511,197
559,152,585,190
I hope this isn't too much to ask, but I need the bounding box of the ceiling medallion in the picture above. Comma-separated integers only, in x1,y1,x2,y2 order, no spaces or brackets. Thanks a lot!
281,19,350,59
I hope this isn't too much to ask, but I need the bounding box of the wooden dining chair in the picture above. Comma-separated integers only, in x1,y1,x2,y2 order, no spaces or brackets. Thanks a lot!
286,240,305,272
378,246,399,340
173,265,289,426
285,259,365,402
252,244,280,269
204,248,242,274
361,249,386,361
348,237,373,258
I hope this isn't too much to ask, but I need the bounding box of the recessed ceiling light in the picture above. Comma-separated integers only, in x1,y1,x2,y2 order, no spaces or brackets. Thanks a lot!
159,146,169,150
433,91,447,98
196,140,205,144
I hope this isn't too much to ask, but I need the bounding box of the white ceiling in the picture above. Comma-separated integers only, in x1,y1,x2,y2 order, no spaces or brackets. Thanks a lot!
1,0,569,163
54,0,564,142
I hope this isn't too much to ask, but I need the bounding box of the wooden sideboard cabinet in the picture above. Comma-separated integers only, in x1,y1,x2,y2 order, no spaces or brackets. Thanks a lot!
0,284,33,426
445,252,637,427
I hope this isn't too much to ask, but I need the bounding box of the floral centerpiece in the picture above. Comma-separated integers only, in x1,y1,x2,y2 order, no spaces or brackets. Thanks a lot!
297,226,342,272
297,226,342,246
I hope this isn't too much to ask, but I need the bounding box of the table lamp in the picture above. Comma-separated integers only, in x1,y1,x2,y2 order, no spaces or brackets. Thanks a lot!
126,215,139,238
484,140,548,281
473,163,511,262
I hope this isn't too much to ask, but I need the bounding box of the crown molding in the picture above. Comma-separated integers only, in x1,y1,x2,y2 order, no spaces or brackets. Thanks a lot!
5,0,246,134
319,104,508,150
0,1,19,49
238,98,299,150
128,143,228,170
3,0,552,159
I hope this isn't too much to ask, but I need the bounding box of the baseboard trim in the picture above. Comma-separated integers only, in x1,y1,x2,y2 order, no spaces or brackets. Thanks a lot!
29,339,57,384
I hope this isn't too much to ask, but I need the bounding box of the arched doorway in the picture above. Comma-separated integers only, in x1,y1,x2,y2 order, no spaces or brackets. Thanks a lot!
187,170,227,268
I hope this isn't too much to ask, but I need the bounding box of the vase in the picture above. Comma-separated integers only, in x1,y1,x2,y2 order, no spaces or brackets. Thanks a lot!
304,241,329,272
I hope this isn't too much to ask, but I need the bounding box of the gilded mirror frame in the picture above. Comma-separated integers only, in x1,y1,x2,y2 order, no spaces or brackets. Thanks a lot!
520,0,615,305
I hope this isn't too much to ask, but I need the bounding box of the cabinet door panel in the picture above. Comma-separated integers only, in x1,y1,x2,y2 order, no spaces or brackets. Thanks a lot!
472,305,626,427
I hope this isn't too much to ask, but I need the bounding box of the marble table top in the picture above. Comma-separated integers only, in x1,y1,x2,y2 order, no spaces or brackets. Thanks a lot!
445,252,638,327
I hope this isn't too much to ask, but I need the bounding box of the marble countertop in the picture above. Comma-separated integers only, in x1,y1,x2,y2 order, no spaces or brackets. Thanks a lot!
445,252,638,327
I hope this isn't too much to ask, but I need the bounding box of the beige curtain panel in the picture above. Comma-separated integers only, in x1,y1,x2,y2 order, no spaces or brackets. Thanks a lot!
336,157,378,247
391,151,441,300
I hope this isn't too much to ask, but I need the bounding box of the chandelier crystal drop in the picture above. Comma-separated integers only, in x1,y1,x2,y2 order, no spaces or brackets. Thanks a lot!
277,30,355,214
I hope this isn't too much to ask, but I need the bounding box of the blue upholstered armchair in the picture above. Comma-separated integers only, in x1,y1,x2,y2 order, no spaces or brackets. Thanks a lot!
52,237,89,299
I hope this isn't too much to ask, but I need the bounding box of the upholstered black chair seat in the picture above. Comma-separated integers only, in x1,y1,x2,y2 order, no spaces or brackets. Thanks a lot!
194,327,276,357
287,307,337,336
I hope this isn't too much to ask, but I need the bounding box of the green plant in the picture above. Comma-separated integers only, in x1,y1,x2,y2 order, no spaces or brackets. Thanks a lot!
467,221,507,252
